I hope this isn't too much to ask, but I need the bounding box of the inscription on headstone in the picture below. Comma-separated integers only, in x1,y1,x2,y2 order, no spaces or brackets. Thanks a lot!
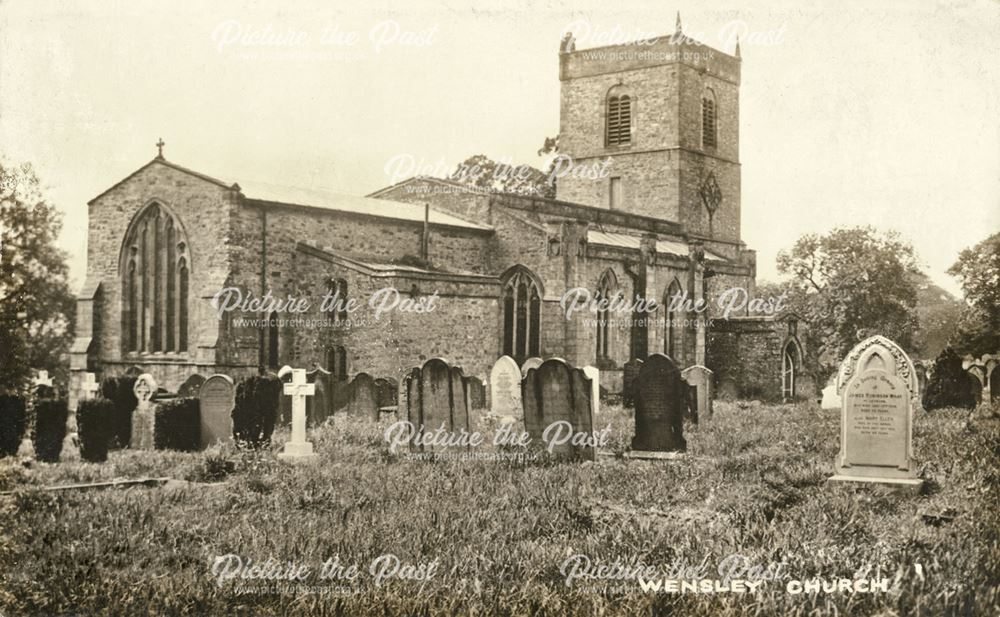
405,358,471,452
521,358,594,461
490,356,523,420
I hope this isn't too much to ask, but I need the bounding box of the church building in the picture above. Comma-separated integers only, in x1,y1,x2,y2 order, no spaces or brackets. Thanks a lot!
70,23,809,402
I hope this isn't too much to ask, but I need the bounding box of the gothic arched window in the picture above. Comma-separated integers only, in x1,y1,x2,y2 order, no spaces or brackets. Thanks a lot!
702,90,717,148
606,87,632,146
595,269,617,362
327,277,348,324
501,267,542,363
120,202,190,354
782,339,802,401
664,279,684,360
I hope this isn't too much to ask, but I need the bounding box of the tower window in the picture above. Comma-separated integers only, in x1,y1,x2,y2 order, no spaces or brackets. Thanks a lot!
606,94,632,146
609,177,623,209
702,93,717,148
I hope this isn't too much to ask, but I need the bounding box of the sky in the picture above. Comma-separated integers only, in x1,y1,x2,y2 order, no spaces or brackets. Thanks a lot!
1,0,998,297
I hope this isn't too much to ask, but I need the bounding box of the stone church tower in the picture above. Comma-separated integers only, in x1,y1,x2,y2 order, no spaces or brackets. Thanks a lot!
556,22,741,242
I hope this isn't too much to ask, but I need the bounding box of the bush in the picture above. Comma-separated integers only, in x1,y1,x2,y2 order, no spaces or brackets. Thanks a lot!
924,347,978,411
100,375,137,448
77,398,115,462
154,397,201,452
233,374,281,448
0,395,28,457
33,398,68,462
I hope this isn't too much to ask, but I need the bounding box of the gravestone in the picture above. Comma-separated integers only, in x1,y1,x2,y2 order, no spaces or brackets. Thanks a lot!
343,372,378,421
178,374,205,398
374,377,399,415
629,354,686,457
489,355,523,420
278,366,294,424
521,358,594,460
830,335,922,489
198,374,235,449
622,358,643,408
520,357,543,378
820,383,841,410
582,365,600,417
306,367,333,425
278,368,317,462
465,377,487,410
130,373,157,450
405,358,470,452
681,365,713,422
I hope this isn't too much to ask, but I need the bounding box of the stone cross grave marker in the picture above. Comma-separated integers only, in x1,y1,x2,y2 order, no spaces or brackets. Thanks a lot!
80,372,100,399
582,365,600,417
681,365,713,422
198,374,235,449
278,368,317,462
131,373,157,450
34,370,53,388
830,335,922,490
629,354,686,458
490,355,523,422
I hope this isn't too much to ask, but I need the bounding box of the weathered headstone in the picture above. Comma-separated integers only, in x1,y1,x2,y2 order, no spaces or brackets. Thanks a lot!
306,367,333,425
681,365,713,422
130,373,157,450
405,358,470,452
374,377,399,415
489,355,523,420
830,335,922,489
198,374,235,449
520,357,543,378
465,377,487,410
521,358,594,460
278,368,317,462
622,358,642,408
343,372,378,421
178,374,205,398
629,354,686,457
820,383,841,410
582,365,600,417
278,366,294,424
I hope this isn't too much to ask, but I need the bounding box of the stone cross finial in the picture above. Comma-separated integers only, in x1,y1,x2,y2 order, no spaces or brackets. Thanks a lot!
81,372,100,400
156,138,165,159
279,368,317,461
34,370,53,388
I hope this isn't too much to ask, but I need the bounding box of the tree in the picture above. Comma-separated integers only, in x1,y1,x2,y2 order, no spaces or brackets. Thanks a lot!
947,231,1000,356
446,154,554,199
776,226,920,382
0,160,75,392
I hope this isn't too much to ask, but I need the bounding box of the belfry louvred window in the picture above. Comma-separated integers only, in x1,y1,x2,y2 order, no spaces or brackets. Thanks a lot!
122,203,189,353
606,94,632,146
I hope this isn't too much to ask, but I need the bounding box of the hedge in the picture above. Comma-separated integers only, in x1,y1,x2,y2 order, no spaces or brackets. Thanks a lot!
154,397,201,452
233,374,281,448
33,398,68,462
924,347,978,411
100,375,137,448
77,398,115,462
0,395,27,457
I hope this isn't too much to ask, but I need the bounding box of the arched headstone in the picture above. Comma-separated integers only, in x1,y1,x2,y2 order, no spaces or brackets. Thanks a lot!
521,358,594,460
405,358,470,452
630,354,685,456
830,336,922,489
489,356,522,419
520,357,543,378
681,365,713,422
178,374,205,399
198,374,235,449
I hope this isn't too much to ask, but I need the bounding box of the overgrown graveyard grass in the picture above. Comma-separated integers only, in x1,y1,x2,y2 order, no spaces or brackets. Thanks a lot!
0,401,997,616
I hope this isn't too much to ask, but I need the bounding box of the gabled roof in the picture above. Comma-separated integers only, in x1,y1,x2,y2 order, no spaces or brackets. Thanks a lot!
90,158,492,233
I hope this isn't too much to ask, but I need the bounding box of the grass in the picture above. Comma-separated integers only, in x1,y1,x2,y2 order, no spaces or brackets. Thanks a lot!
0,401,997,616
